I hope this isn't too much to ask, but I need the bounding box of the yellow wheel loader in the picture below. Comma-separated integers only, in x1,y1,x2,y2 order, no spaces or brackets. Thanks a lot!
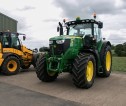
0,32,37,75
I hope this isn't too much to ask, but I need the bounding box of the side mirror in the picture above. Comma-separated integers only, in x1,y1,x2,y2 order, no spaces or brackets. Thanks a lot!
23,36,26,40
57,26,59,32
98,22,103,28
103,38,106,40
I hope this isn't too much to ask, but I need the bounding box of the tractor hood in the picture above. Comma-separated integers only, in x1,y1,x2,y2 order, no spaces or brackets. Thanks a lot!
49,35,83,56
49,35,82,40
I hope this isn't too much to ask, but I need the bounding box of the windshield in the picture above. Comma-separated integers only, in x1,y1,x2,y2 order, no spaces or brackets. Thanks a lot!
67,23,92,36
0,32,21,49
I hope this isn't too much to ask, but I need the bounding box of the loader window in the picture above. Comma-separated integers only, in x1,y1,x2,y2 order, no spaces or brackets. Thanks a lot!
2,33,10,48
11,34,21,50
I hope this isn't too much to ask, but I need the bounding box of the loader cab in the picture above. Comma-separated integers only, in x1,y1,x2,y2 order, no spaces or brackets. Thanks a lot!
0,32,21,50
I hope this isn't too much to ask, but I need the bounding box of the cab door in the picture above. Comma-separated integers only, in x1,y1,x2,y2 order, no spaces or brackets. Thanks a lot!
94,24,102,52
10,33,21,50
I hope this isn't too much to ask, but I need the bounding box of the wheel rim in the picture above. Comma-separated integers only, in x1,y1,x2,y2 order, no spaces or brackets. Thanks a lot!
7,60,17,72
106,51,111,71
86,61,94,82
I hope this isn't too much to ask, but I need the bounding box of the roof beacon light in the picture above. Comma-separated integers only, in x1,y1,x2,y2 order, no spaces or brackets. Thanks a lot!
93,12,96,19
76,16,80,21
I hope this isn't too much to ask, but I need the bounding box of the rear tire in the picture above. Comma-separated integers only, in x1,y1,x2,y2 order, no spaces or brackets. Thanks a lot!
1,56,20,75
98,46,112,77
36,54,58,82
72,53,96,89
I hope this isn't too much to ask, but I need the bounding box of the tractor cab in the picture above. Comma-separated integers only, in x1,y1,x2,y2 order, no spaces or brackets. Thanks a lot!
58,17,103,42
58,17,103,48
66,18,103,38
0,32,25,50
67,18,103,48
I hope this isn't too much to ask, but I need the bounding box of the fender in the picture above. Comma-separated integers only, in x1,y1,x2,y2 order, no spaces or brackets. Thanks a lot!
2,53,21,64
102,41,111,48
81,49,99,71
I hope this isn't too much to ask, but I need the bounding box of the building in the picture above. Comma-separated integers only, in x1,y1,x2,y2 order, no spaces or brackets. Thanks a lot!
0,12,17,32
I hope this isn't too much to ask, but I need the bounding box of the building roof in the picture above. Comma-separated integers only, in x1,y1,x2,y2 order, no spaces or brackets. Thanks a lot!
0,12,17,22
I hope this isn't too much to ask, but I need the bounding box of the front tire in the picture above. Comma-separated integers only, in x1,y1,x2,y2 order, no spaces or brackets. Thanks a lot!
36,54,58,82
1,56,20,75
98,46,112,77
72,53,96,89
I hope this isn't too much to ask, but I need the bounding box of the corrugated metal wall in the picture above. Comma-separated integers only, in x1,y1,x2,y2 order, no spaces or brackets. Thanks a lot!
0,13,17,32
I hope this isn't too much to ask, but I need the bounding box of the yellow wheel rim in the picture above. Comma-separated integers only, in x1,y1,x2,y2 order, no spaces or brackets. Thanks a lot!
7,60,17,72
106,51,111,71
86,61,94,82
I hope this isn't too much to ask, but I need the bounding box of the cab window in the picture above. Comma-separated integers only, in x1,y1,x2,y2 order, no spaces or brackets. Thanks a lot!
94,24,101,41
2,33,10,48
11,33,21,49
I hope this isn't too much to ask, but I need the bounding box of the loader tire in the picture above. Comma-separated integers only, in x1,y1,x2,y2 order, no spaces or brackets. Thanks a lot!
72,53,96,89
36,54,58,82
98,46,112,77
1,56,20,75
32,53,40,68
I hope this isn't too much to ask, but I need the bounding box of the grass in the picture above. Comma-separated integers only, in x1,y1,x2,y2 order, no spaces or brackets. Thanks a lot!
112,56,126,72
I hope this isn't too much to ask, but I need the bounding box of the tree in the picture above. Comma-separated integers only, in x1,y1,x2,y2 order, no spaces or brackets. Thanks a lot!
114,42,126,56
123,42,126,52
114,44,123,56
111,45,115,50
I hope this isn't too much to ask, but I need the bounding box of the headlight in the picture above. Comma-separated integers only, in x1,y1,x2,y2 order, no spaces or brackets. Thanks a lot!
49,40,53,44
56,40,65,44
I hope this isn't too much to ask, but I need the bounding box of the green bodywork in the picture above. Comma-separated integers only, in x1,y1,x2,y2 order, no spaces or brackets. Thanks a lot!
45,19,110,74
47,36,83,72
46,36,103,74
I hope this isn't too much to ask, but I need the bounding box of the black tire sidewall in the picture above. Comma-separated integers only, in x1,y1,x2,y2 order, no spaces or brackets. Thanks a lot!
72,53,96,89
100,46,112,77
32,53,40,68
36,54,58,82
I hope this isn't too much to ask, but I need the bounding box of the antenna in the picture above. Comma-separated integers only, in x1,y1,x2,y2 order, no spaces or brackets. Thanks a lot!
88,7,97,19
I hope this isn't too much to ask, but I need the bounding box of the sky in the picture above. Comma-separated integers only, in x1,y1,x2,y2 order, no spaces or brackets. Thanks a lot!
0,0,126,49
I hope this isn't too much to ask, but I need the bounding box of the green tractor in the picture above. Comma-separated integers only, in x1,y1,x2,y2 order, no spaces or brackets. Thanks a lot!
36,16,112,89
